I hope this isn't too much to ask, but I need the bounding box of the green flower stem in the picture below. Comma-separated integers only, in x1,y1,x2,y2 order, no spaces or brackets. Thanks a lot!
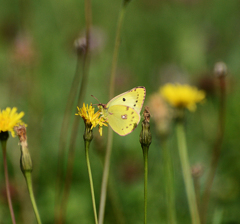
99,1,130,224
140,116,152,224
24,172,42,224
176,122,200,224
143,146,148,224
98,129,113,224
193,175,201,214
162,140,177,224
85,140,98,224
1,139,16,224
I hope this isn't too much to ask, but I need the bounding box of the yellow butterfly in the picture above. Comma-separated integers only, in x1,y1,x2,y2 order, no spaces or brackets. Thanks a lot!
98,86,146,136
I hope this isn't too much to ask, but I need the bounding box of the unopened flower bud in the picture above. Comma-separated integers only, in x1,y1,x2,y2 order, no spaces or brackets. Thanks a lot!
14,125,32,173
139,107,152,149
74,37,87,55
191,163,204,178
20,146,33,173
214,62,227,78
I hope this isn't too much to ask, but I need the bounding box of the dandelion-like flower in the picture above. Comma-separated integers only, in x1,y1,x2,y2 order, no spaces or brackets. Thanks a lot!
160,83,205,111
76,103,108,136
0,107,25,137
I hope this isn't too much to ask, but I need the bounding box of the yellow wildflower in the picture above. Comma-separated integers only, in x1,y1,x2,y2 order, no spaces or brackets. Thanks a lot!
76,103,108,136
0,107,25,137
160,83,205,111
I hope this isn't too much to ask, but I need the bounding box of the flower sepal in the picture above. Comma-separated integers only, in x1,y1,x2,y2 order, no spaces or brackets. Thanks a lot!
84,122,94,142
0,131,9,142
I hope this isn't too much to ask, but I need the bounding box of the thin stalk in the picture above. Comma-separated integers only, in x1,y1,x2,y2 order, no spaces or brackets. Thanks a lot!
98,129,113,224
56,0,92,223
109,2,127,98
98,2,129,224
1,140,16,224
24,172,42,224
143,146,148,224
85,141,98,224
176,122,201,224
55,52,83,221
193,175,201,215
107,175,125,224
162,140,177,224
201,77,226,224
97,148,125,224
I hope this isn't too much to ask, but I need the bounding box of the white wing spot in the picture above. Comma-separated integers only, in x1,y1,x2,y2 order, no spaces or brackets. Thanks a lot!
121,114,127,119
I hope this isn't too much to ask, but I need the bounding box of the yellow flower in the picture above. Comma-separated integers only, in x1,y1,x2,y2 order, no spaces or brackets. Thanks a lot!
76,103,108,136
160,83,205,111
0,107,25,137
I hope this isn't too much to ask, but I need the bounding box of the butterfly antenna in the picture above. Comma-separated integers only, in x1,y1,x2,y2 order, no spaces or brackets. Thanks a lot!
91,95,101,104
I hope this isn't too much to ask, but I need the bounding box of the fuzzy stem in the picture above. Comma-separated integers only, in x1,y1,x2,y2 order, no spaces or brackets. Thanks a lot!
24,172,42,224
85,140,98,224
1,140,16,224
98,2,129,224
176,122,201,224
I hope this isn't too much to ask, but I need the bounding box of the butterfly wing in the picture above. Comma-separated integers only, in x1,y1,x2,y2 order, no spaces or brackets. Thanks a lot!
107,105,140,136
106,86,146,114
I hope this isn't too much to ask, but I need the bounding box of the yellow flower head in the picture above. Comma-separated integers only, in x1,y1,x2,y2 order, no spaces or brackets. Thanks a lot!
76,103,108,136
160,83,205,111
0,107,25,137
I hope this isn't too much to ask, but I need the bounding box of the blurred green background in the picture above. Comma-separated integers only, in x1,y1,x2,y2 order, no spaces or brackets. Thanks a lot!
1,0,240,223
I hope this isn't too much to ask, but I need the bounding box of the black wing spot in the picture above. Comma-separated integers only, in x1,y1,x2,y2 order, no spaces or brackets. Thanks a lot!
134,104,136,107
126,126,128,128
132,116,135,119
131,112,134,115
126,107,129,110
123,98,126,101
136,100,138,103
129,124,132,126
122,128,124,130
